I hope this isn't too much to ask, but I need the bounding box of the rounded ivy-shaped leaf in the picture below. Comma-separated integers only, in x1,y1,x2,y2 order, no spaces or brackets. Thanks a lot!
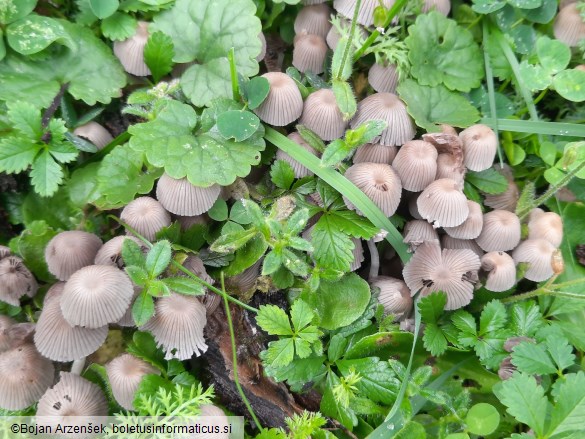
0,0,36,25
405,11,484,92
246,76,270,110
6,15,75,55
553,70,585,103
466,403,500,435
217,110,260,142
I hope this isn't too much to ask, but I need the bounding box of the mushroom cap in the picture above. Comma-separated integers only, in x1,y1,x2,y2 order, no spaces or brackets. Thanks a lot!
0,256,38,305
441,235,484,258
34,283,108,362
183,255,214,285
528,211,563,248
407,192,423,220
484,176,519,212
403,240,480,310
299,88,347,140
0,343,55,410
225,259,262,298
276,132,319,178
498,357,515,381
436,153,465,187
294,4,333,38
113,21,151,76
292,33,328,74
73,122,113,150
504,336,535,353
253,72,303,126
459,124,498,172
512,239,556,282
554,3,585,47
326,18,368,50
350,93,416,146
257,32,266,62
475,210,521,252
61,265,134,328
175,214,209,231
417,178,469,227
422,0,451,15
481,251,516,292
156,173,221,217
120,196,171,241
343,163,403,216
370,276,413,318
353,143,397,164
0,315,16,352
304,0,329,4
37,372,108,417
334,0,395,26
94,235,145,268
45,231,103,281
444,200,483,239
392,140,438,191
142,293,208,360
368,62,399,93
403,220,439,252
106,353,159,410
350,237,365,271
0,245,10,260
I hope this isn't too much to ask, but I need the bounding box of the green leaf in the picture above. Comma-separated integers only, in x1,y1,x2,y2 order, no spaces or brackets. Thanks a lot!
336,357,399,405
451,310,477,344
0,0,36,25
332,80,356,121
331,37,353,82
545,335,575,372
493,373,549,437
145,240,172,277
262,250,281,275
543,141,585,185
321,139,352,167
0,136,39,173
548,372,585,437
89,0,119,19
270,160,295,190
397,80,480,131
509,301,543,336
126,265,149,286
162,277,205,295
210,227,257,254
207,198,228,221
328,334,348,363
471,0,506,14
256,305,293,336
265,355,326,386
121,237,146,268
517,61,551,92
217,110,260,142
511,341,556,375
345,120,387,148
129,99,265,186
536,36,570,75
479,300,507,334
405,12,483,92
11,220,56,282
302,273,371,330
152,0,261,106
320,372,357,430
245,76,270,110
418,292,446,324
310,218,354,272
423,323,449,357
291,299,314,332
466,168,508,194
264,338,295,367
101,12,136,41
466,403,500,436
0,29,5,61
6,15,74,55
553,69,585,103
503,141,526,166
29,149,63,197
144,30,175,82
132,291,155,326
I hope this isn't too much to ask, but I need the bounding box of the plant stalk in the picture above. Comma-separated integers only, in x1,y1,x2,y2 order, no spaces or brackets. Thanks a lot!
336,0,362,79
482,21,503,167
228,47,240,101
367,238,380,281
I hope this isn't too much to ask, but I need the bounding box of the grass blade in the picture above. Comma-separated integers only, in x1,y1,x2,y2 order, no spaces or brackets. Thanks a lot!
481,119,585,137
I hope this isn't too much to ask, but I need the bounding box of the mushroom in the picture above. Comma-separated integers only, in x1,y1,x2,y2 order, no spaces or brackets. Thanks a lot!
94,235,145,268
175,214,209,231
292,33,328,74
402,240,481,310
34,283,108,362
294,4,333,38
73,122,113,150
253,72,303,126
370,276,413,319
554,3,585,47
45,231,103,281
326,18,368,50
407,192,423,220
120,196,171,241
422,0,451,15
0,343,55,410
417,178,469,228
403,220,439,252
0,315,16,352
512,239,556,282
444,200,483,239
475,210,521,252
0,245,10,260
299,88,347,140
60,265,134,328
106,353,159,411
459,124,498,172
527,210,563,248
276,132,320,178
142,293,208,360
350,93,416,146
257,32,267,62
368,62,399,93
441,235,484,258
0,256,38,306
498,357,515,381
504,336,535,353
156,173,221,217
334,0,395,26
182,255,222,314
481,251,516,292
353,143,397,164
117,286,141,327
435,153,465,187
343,162,403,216
392,140,438,191
484,165,519,212
225,259,262,300
350,237,365,271
113,21,151,76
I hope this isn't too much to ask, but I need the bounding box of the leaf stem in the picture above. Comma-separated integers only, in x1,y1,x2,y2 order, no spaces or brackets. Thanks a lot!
221,272,263,432
228,47,240,101
336,0,362,80
42,83,70,130
501,288,585,304
482,21,503,167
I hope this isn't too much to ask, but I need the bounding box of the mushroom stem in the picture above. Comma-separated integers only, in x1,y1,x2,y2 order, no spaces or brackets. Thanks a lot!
367,239,380,281
71,358,86,375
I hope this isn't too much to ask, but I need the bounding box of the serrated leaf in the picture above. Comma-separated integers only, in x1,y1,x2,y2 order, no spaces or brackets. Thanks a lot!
245,76,270,110
509,301,543,336
145,240,172,277
332,79,356,121
144,30,174,82
310,217,354,272
121,237,147,268
162,277,205,295
466,168,509,195
291,299,314,332
7,101,41,140
217,110,260,142
548,372,585,437
256,305,293,336
30,149,63,197
418,292,447,324
423,323,449,356
6,15,75,55
479,300,507,334
511,341,556,375
321,139,352,167
337,357,399,405
270,159,295,190
264,338,295,367
125,265,149,286
545,335,575,372
133,291,155,326
451,310,477,342
0,136,39,173
101,12,136,41
320,372,357,430
89,0,119,18
0,0,36,25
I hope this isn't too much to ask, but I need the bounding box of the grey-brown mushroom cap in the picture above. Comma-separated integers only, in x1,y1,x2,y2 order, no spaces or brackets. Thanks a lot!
353,143,397,164
294,4,332,38
350,237,365,271
422,0,451,15
73,122,113,150
392,140,438,191
0,256,38,306
334,0,395,26
292,33,328,74
512,239,556,282
343,163,403,216
0,343,55,410
106,353,160,411
444,200,483,239
141,293,208,360
0,315,16,352
403,240,481,310
528,211,563,248
481,251,516,292
120,196,172,241
156,173,221,217
253,72,304,126
459,124,498,172
435,153,465,187
276,132,319,178
299,88,347,140
403,220,439,252
34,285,108,362
368,62,399,93
113,21,151,76
0,245,10,260
61,265,134,328
370,276,413,318
475,210,521,252
225,258,262,299
45,231,103,281
94,235,145,268
441,235,484,258
554,3,585,47
484,176,519,212
37,372,108,417
417,178,469,228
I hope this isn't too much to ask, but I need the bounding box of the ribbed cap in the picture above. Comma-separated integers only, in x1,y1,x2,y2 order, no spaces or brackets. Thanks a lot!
292,33,328,74
554,3,585,47
276,132,319,178
334,0,396,26
0,315,15,352
353,143,397,164
368,63,399,93
343,163,403,216
45,231,103,281
528,211,563,248
0,256,38,306
176,214,209,231
113,21,151,76
441,235,484,258
475,210,521,252
436,153,465,187
407,192,423,220
61,265,134,328
73,122,113,150
422,0,451,15
156,173,221,216
393,140,438,191
0,245,10,260
294,4,332,38
484,165,519,212
371,276,412,319
481,251,516,292
120,196,171,241
226,259,262,298
94,235,145,268
350,93,416,146
117,286,141,327
417,178,469,228
106,353,159,410
326,18,368,50
253,72,303,126
350,237,365,271
512,239,556,282
459,124,498,172
299,88,347,140
403,220,439,252
444,200,483,239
